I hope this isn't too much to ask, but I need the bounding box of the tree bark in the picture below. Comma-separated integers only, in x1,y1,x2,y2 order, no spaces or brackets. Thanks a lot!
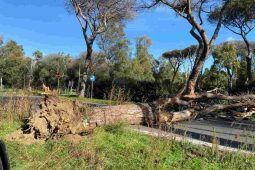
90,104,155,126
170,65,180,93
184,47,209,95
79,72,87,98
160,110,194,123
246,52,253,82
181,0,229,96
227,68,233,91
79,39,94,98
242,34,253,83
0,77,2,90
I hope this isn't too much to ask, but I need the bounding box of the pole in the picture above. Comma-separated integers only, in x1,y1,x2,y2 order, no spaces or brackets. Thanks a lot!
0,77,2,90
78,64,81,92
29,60,33,90
58,78,60,91
91,81,93,99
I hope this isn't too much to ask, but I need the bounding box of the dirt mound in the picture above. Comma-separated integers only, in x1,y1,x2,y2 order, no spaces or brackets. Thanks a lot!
25,95,96,140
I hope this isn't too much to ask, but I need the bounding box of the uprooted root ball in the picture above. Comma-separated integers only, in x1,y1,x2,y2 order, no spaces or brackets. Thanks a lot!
26,95,96,139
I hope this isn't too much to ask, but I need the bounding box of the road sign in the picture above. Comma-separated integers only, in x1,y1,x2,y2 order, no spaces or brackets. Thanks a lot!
90,75,95,99
90,75,95,82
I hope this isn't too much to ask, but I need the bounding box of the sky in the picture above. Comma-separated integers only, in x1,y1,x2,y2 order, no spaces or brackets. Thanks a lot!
0,0,255,68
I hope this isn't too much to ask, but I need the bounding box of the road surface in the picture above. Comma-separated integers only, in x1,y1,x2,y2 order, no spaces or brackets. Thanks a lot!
165,119,255,151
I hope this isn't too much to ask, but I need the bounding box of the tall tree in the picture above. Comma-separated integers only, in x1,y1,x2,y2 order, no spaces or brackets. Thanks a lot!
2,40,24,58
143,0,230,96
69,0,136,97
132,36,155,82
97,23,132,82
27,50,43,90
0,40,30,88
212,42,239,90
209,0,255,83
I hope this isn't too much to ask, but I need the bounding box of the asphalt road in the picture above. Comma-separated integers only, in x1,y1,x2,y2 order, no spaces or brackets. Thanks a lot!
167,119,255,151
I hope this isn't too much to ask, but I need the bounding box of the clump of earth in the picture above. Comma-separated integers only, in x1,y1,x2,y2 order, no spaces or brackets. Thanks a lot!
6,95,95,144
26,95,96,139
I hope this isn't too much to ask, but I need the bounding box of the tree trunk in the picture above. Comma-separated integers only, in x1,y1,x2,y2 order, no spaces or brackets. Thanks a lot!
90,104,154,126
242,35,253,83
28,79,32,91
26,95,206,139
0,77,2,90
246,52,253,82
170,69,178,93
26,96,157,138
28,61,33,91
184,47,209,96
227,68,233,92
79,44,93,98
182,0,229,96
79,73,88,98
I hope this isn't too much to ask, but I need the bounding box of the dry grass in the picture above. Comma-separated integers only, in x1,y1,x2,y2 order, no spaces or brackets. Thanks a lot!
0,93,31,122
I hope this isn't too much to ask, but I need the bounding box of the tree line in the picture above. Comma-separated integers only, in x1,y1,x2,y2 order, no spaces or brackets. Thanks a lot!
0,0,255,102
0,35,254,101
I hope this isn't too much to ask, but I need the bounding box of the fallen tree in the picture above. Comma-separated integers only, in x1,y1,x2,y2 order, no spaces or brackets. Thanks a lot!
22,94,204,140
24,90,255,140
23,95,156,139
7,91,255,141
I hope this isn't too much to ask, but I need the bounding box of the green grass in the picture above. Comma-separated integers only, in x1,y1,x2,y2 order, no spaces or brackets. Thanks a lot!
1,122,255,170
60,95,120,105
0,89,120,105
0,89,35,97
0,88,17,97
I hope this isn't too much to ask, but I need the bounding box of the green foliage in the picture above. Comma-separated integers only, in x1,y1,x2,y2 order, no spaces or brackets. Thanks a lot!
5,31,255,99
155,57,185,96
132,36,155,82
2,40,24,58
212,42,240,88
209,0,255,36
97,23,133,81
201,66,228,91
32,50,43,61
213,42,239,72
0,40,30,88
33,53,71,87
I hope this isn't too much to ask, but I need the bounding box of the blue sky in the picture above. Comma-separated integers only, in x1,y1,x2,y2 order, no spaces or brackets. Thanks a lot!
0,0,254,66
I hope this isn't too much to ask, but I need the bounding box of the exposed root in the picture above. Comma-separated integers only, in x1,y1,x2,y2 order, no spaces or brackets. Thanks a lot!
26,95,96,139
